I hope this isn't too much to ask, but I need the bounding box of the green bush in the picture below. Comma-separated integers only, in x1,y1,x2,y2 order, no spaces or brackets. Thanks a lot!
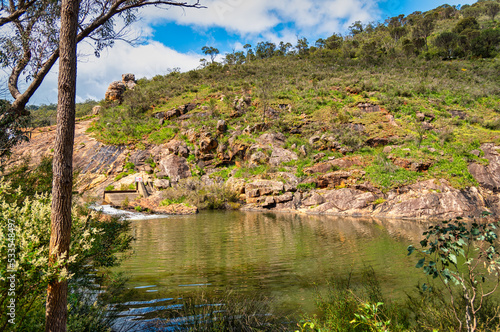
0,178,133,331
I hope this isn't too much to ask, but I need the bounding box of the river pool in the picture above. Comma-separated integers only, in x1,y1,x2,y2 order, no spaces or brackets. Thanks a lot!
112,211,429,330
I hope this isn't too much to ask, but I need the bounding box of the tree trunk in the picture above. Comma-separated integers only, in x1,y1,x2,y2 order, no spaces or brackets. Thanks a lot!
45,0,79,331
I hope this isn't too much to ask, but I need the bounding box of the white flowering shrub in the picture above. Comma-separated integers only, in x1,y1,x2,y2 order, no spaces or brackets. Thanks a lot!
0,178,133,331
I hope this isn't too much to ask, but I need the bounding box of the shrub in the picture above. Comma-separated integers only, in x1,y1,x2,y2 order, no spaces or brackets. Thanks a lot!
297,182,317,191
408,218,500,332
0,178,133,331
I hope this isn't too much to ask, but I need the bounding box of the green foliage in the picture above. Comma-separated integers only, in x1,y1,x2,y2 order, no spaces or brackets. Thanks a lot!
160,196,186,206
350,302,391,332
159,179,240,210
408,218,500,331
372,198,386,205
0,177,133,331
115,169,134,181
105,185,115,191
233,165,270,179
297,182,317,191
366,154,421,191
2,156,53,204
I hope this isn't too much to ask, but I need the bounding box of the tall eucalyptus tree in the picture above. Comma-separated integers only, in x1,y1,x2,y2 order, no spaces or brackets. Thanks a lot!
2,1,205,331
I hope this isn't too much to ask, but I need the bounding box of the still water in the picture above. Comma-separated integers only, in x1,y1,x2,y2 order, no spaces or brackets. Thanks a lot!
113,211,428,330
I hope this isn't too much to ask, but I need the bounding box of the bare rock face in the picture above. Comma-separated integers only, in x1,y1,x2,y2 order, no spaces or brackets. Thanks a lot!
105,81,126,102
376,179,486,219
129,150,151,167
323,188,375,211
159,154,191,182
302,192,325,206
226,177,246,194
468,144,500,192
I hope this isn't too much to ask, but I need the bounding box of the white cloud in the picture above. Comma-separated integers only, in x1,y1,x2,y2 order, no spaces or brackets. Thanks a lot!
139,0,381,38
28,41,201,105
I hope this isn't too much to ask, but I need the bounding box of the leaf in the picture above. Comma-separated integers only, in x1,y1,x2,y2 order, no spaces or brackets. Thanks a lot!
416,258,425,268
449,254,457,265
407,245,415,256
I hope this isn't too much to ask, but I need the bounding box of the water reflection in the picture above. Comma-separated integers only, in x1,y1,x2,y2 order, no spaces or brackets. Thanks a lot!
115,211,430,329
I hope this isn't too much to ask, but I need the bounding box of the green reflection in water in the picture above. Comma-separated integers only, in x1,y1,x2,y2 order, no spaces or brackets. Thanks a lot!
115,211,429,319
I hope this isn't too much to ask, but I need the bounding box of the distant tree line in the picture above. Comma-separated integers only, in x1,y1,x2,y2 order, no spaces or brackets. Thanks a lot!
203,0,500,67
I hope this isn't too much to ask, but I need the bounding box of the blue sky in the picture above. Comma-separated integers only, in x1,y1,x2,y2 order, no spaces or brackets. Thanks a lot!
23,0,473,105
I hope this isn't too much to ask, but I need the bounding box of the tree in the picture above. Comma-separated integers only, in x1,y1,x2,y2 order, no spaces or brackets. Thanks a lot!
0,0,203,159
453,17,480,34
296,37,309,56
325,33,343,50
349,21,364,35
255,41,276,59
243,43,254,61
1,1,204,331
434,31,459,58
278,41,292,55
202,46,220,63
45,2,79,330
486,2,500,21
412,13,437,49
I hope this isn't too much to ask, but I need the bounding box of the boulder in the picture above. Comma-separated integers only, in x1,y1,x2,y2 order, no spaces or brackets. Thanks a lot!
165,108,181,120
309,135,321,145
92,105,102,115
299,145,307,156
358,103,381,113
275,192,294,203
269,147,298,166
199,133,218,154
217,120,227,134
258,132,286,146
159,154,191,182
383,146,393,154
250,151,269,165
313,153,326,162
122,73,136,89
317,171,351,188
245,180,284,197
105,81,126,102
154,179,171,190
262,196,276,208
165,140,189,158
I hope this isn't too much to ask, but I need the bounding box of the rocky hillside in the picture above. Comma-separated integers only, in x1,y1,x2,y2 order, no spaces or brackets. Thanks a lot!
9,1,500,220
9,100,500,220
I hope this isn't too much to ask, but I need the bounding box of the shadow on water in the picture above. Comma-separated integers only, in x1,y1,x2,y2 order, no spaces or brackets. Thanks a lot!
111,211,430,331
